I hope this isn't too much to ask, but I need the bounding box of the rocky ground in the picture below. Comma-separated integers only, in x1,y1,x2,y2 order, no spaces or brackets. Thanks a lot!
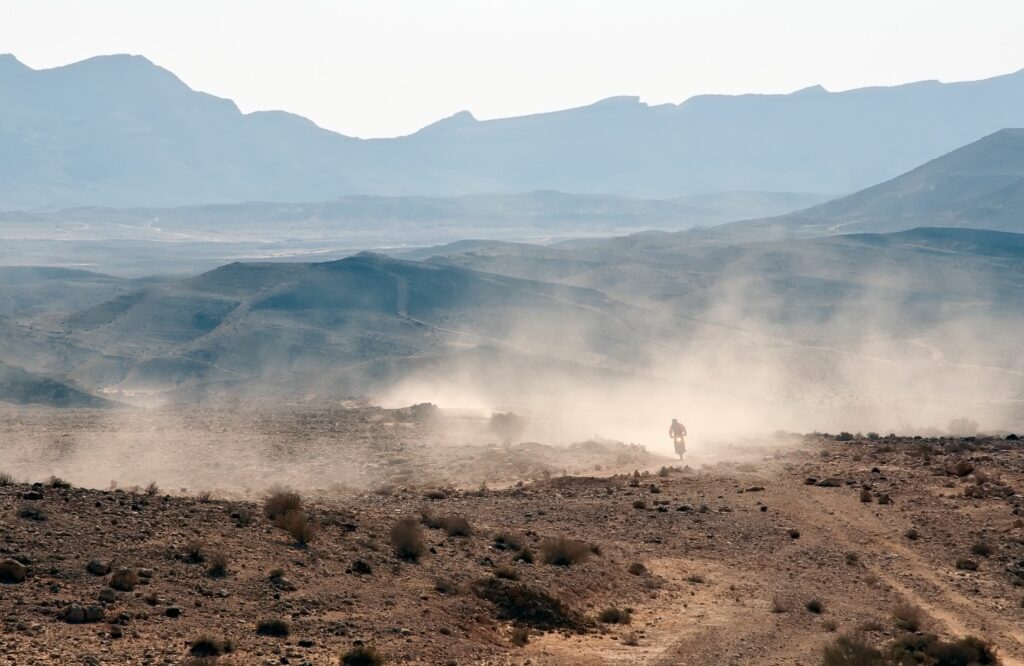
2,429,1024,665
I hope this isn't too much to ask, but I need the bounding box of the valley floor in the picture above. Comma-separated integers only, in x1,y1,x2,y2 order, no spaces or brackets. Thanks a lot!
2,432,1024,664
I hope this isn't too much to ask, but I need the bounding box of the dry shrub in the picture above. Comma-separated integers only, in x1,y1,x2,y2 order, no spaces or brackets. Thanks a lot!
471,577,586,630
277,511,316,546
109,568,138,592
256,617,290,637
806,598,824,614
822,633,885,665
514,548,535,564
598,607,632,624
341,644,384,665
892,603,924,632
196,490,213,503
440,515,472,537
189,636,233,657
511,627,530,647
627,562,648,576
494,532,525,551
494,564,520,581
144,481,160,497
390,518,425,561
540,537,592,566
207,549,229,577
47,476,71,489
890,634,999,665
0,471,14,486
183,540,206,564
264,490,302,520
971,541,995,557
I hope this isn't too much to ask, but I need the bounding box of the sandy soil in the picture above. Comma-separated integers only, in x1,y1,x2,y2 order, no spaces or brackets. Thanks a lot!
2,425,1024,665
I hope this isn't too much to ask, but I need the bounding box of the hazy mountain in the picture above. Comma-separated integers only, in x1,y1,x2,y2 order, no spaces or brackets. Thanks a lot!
5,53,1024,208
0,360,111,408
712,129,1024,238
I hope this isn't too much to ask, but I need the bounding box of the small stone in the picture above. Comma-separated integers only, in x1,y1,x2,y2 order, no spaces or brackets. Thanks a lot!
98,589,117,603
61,605,86,624
86,560,110,576
0,559,28,583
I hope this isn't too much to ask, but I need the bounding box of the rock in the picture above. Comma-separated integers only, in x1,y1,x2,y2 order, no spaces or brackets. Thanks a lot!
271,576,297,591
98,588,117,603
0,559,28,583
877,494,892,505
949,461,975,477
84,606,104,622
351,560,372,576
816,478,843,488
86,560,109,576
804,478,818,485
61,605,86,624
21,490,43,500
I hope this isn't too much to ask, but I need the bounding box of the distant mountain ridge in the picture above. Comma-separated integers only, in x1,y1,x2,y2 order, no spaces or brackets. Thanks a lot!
5,53,1024,209
711,128,1024,238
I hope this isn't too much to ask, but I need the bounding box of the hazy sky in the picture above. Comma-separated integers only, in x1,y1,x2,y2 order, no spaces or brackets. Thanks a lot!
4,0,1024,138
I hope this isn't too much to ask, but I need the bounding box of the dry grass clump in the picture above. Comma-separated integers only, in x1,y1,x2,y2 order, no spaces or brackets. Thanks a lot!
511,627,530,647
255,617,290,637
183,540,206,564
598,607,633,624
494,564,520,581
822,633,885,665
540,537,593,566
189,636,233,657
493,532,525,551
340,644,384,665
196,490,213,503
471,577,585,630
0,471,14,486
207,548,229,577
47,476,71,489
390,518,425,561
144,481,160,497
440,515,472,537
892,603,925,632
971,540,995,557
277,511,316,546
109,568,138,591
627,562,648,576
264,490,302,520
806,598,824,614
890,634,999,665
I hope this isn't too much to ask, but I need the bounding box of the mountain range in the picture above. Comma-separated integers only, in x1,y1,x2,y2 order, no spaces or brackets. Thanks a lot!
5,53,1024,209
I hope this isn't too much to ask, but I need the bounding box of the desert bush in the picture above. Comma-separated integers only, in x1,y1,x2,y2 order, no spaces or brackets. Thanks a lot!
511,627,530,647
686,573,706,584
109,568,138,591
956,558,979,571
189,636,233,657
390,518,425,561
440,515,472,537
514,548,535,564
866,432,880,441
971,541,995,557
256,617,290,637
835,432,854,441
892,603,924,632
423,489,447,500
860,488,873,503
890,633,999,665
540,537,592,566
434,579,459,595
144,481,160,497
494,564,520,581
494,532,525,551
183,540,206,564
0,471,14,486
207,548,229,577
231,507,255,527
47,476,71,489
628,562,648,576
196,490,213,503
598,607,632,624
277,511,316,546
845,552,859,565
471,577,586,630
341,644,384,665
264,490,302,520
806,598,824,614
490,411,528,443
822,633,885,665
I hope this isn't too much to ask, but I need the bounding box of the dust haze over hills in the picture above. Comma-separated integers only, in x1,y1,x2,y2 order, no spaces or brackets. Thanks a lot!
1,54,1023,455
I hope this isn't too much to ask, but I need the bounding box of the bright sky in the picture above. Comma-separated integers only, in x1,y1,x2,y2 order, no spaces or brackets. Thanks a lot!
3,0,1024,138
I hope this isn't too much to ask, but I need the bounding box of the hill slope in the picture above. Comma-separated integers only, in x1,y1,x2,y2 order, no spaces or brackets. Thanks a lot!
5,54,1024,208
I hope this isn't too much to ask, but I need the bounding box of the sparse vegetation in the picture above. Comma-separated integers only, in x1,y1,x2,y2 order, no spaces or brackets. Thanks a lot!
493,532,525,551
890,633,999,665
598,607,632,624
511,627,530,647
494,564,520,581
540,537,592,566
47,475,71,489
256,617,290,637
264,490,302,520
806,598,824,614
206,548,229,577
892,603,924,632
971,540,995,557
277,510,316,546
196,490,213,503
390,518,425,561
628,562,648,576
189,636,233,657
0,471,14,486
471,577,585,630
440,514,472,537
144,481,160,497
341,644,385,665
821,633,885,665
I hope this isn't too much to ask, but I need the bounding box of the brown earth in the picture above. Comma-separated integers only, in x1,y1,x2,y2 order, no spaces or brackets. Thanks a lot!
2,420,1024,665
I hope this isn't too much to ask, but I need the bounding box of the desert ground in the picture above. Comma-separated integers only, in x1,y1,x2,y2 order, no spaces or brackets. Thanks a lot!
1,404,1022,664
